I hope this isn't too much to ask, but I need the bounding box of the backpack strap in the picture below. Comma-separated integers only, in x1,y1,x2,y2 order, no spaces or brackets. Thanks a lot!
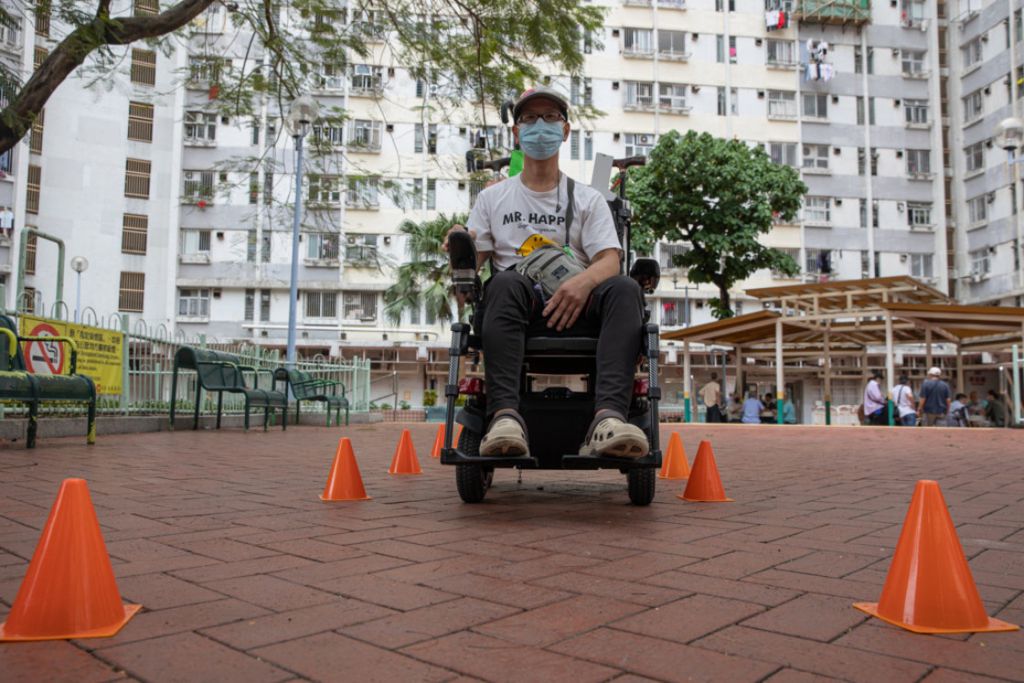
564,176,575,246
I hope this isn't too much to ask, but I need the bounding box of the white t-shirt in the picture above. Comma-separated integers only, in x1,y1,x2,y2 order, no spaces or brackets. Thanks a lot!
894,384,915,417
467,174,621,271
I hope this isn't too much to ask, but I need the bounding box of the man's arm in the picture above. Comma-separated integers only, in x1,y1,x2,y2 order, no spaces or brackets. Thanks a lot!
542,248,620,331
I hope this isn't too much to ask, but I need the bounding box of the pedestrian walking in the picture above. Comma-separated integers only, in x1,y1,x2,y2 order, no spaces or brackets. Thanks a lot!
893,375,917,426
700,373,723,423
917,367,951,426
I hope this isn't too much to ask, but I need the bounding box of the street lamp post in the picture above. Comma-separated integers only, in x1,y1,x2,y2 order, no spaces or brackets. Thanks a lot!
69,256,88,323
995,117,1024,292
284,95,320,368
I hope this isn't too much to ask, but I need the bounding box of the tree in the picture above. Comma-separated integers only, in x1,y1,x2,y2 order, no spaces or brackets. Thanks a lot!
383,212,468,326
0,0,605,154
628,130,807,319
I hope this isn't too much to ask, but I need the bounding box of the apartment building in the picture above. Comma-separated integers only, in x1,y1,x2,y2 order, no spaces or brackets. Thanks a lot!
1,0,1012,405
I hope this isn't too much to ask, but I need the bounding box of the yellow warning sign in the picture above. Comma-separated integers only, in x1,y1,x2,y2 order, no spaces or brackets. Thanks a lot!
18,315,124,395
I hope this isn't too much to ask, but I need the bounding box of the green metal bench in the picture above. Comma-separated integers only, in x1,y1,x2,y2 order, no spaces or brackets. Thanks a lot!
273,367,350,426
0,314,97,448
170,346,287,431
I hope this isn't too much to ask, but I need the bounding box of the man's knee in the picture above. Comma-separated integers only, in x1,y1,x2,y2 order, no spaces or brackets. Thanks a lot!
486,270,533,301
596,275,643,314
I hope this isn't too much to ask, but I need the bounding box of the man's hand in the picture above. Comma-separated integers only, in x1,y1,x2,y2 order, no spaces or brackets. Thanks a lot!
543,272,596,331
442,224,475,253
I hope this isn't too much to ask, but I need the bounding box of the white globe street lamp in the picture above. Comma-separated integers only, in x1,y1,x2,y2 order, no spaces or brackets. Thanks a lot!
70,255,88,323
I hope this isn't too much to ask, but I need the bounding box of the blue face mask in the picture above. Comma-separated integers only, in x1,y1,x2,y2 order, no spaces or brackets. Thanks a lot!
517,119,565,160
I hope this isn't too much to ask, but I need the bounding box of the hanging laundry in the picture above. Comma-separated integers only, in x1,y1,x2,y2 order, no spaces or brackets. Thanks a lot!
766,10,779,30
820,63,834,82
778,11,788,29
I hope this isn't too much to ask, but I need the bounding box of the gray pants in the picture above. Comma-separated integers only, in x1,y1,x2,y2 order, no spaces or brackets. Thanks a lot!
481,270,644,419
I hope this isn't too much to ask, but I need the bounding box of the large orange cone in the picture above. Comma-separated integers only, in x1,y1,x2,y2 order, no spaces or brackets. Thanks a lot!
0,479,141,641
320,438,371,501
658,432,690,480
678,440,732,502
854,480,1018,634
388,429,422,475
430,424,445,458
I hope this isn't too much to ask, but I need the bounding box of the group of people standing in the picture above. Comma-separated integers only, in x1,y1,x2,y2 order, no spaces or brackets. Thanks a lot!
699,373,797,424
863,368,1011,427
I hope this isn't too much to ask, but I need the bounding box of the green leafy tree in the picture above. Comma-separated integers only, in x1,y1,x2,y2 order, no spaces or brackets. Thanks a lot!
383,212,468,325
0,0,605,153
628,130,807,319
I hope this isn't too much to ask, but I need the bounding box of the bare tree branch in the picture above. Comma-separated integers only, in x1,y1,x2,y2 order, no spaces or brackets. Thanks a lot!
0,0,215,153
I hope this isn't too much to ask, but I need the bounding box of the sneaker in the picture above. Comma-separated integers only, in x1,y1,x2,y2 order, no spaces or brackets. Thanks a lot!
580,416,649,458
480,414,529,457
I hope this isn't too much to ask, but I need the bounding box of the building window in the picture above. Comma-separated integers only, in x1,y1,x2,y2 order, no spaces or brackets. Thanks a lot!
967,195,987,225
249,172,259,204
260,289,271,321
346,233,378,263
188,56,226,83
715,0,736,10
244,288,255,321
970,249,991,277
802,144,829,170
766,39,796,66
261,230,271,262
854,45,874,74
658,29,687,58
184,111,216,143
962,37,983,68
623,27,654,55
624,133,655,157
131,49,157,85
178,288,210,318
0,149,11,174
855,96,876,125
263,171,273,205
469,179,485,208
768,142,797,167
570,130,580,160
343,291,377,321
963,90,984,121
907,202,932,227
910,253,933,279
128,101,154,142
570,77,593,106
348,119,382,150
658,83,688,112
125,158,151,198
304,291,338,319
306,232,340,260
728,35,737,63
803,196,831,224
180,228,211,255
906,149,930,175
802,93,828,118
316,61,345,90
584,132,593,160
426,178,436,209
658,242,690,272
247,229,257,262
347,177,380,208
26,164,41,213
964,142,984,173
414,123,424,153
29,109,43,154
35,1,50,37
859,199,879,228
767,90,797,119
121,213,148,254
904,99,928,125
25,232,36,274
350,64,384,93
308,174,341,205
624,81,654,109
119,272,145,312
182,169,215,201
901,49,926,75
133,0,159,16
312,120,344,146
716,34,725,63
0,14,21,50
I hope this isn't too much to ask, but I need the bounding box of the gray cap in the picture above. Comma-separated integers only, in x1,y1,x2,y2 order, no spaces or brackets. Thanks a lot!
512,85,570,122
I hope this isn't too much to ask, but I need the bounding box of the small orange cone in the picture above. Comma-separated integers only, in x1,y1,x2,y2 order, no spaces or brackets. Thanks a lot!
658,432,690,480
388,429,423,475
678,440,732,502
320,438,371,501
430,424,445,458
0,479,141,641
854,480,1018,634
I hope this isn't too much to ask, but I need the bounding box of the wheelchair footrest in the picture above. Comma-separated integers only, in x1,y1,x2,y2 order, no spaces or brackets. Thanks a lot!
562,450,662,470
440,448,537,468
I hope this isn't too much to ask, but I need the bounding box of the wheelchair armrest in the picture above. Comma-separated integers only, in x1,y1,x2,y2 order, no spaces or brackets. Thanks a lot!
629,257,660,294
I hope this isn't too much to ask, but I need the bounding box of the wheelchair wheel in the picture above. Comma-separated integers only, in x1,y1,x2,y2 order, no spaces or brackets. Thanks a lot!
455,426,493,503
627,467,656,506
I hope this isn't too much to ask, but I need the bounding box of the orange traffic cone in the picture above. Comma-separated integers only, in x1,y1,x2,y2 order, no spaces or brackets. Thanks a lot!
0,479,141,641
388,429,422,475
854,480,1018,634
320,438,371,501
430,424,445,458
659,432,690,480
678,440,732,502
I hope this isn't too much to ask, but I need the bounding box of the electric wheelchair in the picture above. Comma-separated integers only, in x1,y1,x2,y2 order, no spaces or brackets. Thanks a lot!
440,155,664,505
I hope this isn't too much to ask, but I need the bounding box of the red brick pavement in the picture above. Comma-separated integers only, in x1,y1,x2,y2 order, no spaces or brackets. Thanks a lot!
1,423,1023,682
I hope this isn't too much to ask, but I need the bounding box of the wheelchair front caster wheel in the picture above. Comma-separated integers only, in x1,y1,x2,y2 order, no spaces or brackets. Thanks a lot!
627,467,656,506
456,464,493,503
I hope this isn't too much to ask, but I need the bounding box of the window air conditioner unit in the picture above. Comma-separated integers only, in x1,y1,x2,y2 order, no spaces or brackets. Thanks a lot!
638,134,650,144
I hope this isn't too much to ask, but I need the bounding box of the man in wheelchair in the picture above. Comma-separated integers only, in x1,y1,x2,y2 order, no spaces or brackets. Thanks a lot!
444,86,650,460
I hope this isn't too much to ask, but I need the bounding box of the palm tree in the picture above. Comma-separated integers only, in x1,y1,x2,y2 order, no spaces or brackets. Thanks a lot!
383,212,469,325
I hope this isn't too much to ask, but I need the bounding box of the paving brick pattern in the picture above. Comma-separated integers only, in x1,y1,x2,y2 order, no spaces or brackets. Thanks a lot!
1,423,1023,682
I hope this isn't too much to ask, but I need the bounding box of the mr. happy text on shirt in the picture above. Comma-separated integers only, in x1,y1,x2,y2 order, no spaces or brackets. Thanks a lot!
501,211,565,228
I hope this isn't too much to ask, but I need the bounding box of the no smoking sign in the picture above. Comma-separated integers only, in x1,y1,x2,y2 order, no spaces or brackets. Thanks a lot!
24,322,65,375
